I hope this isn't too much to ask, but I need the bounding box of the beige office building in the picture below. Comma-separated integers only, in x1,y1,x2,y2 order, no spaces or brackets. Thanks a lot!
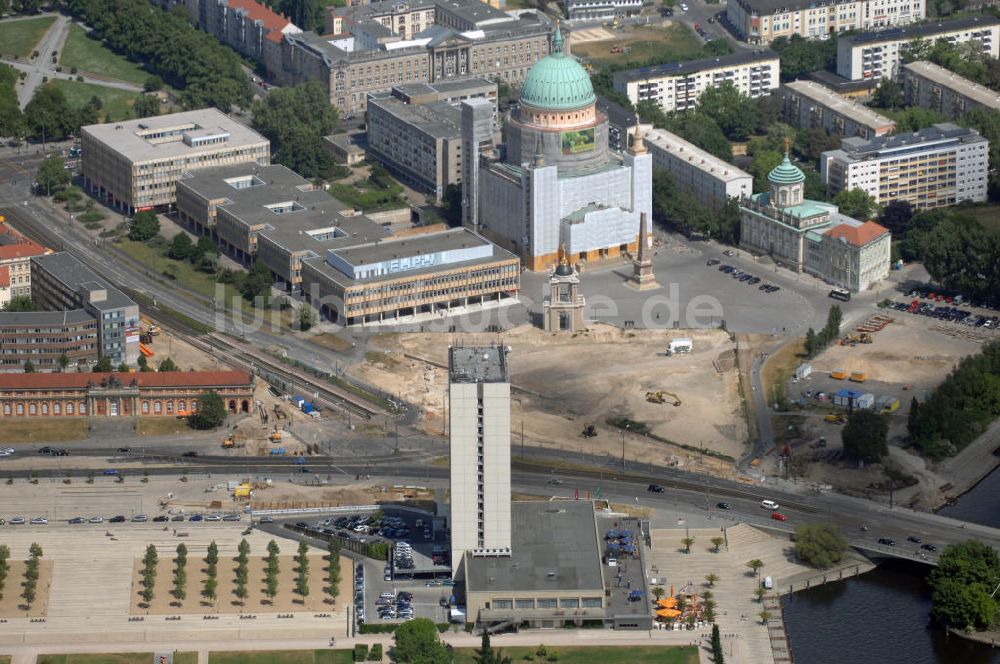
612,51,780,113
783,80,896,139
726,0,924,44
902,60,1000,120
449,344,511,578
81,109,270,214
643,127,752,210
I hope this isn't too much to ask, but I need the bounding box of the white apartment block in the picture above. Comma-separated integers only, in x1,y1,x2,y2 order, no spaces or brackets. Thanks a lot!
81,109,270,214
643,126,753,210
821,122,990,209
612,51,780,113
783,80,896,139
449,345,511,577
565,0,642,22
726,0,924,44
836,15,1000,80
902,60,1000,120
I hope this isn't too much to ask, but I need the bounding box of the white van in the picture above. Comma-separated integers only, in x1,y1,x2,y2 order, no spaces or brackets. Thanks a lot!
760,499,779,510
763,576,774,590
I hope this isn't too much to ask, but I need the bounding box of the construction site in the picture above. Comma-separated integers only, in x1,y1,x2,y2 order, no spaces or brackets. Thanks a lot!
349,323,747,473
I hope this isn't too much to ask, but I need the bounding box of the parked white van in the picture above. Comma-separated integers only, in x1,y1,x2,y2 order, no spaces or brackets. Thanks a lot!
760,499,779,510
763,576,774,590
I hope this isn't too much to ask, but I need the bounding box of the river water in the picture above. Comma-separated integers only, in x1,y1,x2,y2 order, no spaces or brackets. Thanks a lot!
781,468,1000,664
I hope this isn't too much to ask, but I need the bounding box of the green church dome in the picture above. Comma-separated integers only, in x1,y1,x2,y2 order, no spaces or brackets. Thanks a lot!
768,153,805,185
519,26,596,111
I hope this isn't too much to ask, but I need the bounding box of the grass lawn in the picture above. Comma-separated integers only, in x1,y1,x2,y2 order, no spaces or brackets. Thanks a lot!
452,646,699,664
37,655,154,664
0,656,9,664
173,655,198,664
0,418,88,443
571,24,703,68
208,651,353,664
310,332,354,352
59,24,149,86
137,417,193,437
963,204,1000,237
46,79,139,122
760,337,806,407
0,15,56,58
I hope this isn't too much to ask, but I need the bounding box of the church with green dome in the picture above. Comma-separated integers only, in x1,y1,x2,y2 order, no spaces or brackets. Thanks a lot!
461,24,652,271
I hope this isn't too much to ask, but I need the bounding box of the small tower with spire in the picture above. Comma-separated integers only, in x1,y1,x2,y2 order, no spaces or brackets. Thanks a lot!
630,113,648,156
542,244,586,332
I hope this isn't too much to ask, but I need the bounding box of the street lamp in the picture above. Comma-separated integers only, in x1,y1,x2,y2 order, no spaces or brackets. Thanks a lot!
621,424,629,470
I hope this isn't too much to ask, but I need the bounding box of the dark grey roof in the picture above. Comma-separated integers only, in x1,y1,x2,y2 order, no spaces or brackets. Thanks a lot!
806,70,879,93
465,501,604,594
450,344,508,383
31,253,135,311
613,49,778,83
178,162,306,202
0,309,95,328
368,93,462,140
839,122,983,156
840,15,1000,46
730,0,848,15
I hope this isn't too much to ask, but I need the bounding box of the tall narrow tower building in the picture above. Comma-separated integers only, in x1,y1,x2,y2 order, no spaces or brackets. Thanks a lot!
449,345,512,577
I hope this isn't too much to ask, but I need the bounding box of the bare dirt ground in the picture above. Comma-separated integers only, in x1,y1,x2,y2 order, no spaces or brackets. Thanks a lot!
0,559,53,618
350,324,747,471
129,552,349,615
248,482,409,511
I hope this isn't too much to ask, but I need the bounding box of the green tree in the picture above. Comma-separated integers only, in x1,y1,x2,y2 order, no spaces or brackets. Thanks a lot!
295,539,310,597
842,410,889,464
697,81,757,141
189,389,226,429
131,94,161,118
128,210,160,241
117,362,129,372
0,544,9,602
24,85,76,142
194,236,217,261
137,355,153,372
93,356,113,372
794,523,847,568
747,559,764,578
173,543,188,603
206,541,219,567
23,359,35,373
748,150,782,194
326,539,340,599
878,200,914,237
0,65,24,141
871,78,905,110
2,295,33,312
754,587,766,603
36,154,71,195
57,352,69,372
251,82,339,178
705,572,720,587
241,260,273,302
297,306,317,332
711,536,725,553
711,623,725,664
887,106,947,132
833,187,879,220
158,357,179,372
392,617,451,664
770,33,838,81
681,537,695,554
441,183,462,226
929,540,1000,631
168,232,195,261
638,100,732,161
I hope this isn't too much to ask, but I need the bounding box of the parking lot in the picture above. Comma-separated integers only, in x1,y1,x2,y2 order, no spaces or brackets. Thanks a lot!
355,556,457,626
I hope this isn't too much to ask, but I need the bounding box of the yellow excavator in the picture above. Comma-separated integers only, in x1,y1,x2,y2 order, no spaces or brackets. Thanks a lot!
646,391,681,406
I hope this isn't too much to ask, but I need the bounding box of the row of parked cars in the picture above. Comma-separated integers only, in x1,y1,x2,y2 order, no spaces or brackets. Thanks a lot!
909,288,999,312
709,260,782,293
1,512,247,525
376,591,415,621
886,300,999,328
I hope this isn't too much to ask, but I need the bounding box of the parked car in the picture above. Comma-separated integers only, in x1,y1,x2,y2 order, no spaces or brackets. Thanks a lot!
89,516,104,523
68,517,86,524
132,515,148,522
171,515,185,522
9,517,25,525
30,517,48,525
110,515,126,523
103,469,119,476
189,514,204,522
153,515,169,522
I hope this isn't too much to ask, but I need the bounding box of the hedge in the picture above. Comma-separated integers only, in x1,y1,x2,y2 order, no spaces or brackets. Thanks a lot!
353,644,369,662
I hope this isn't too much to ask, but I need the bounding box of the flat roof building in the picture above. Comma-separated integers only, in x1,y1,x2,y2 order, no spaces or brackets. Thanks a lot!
821,122,990,209
564,0,642,22
177,163,520,325
902,60,1000,120
783,80,896,139
613,50,780,113
643,127,753,210
726,0,925,45
30,253,140,367
0,222,51,299
367,79,496,199
836,16,1000,81
81,108,270,214
0,310,99,373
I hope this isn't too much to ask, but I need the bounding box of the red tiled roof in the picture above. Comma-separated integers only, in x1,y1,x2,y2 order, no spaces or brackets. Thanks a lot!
825,221,888,247
227,0,291,33
0,370,253,390
0,238,49,261
0,266,9,289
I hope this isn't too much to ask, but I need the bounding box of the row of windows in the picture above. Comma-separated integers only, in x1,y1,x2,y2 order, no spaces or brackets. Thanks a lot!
489,597,603,610
3,401,85,415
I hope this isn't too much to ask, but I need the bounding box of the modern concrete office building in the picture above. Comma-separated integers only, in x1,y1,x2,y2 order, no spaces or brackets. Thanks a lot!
274,0,552,118
366,79,496,199
820,123,990,209
177,163,520,325
0,310,99,373
726,0,924,44
644,127,753,210
564,0,642,22
469,26,652,271
80,109,271,214
783,80,896,139
835,16,1000,81
612,50,780,113
740,152,891,292
449,344,512,577
902,60,1000,120
30,253,140,367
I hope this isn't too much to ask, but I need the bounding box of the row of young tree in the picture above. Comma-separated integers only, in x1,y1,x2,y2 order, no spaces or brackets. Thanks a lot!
803,305,843,358
908,340,1000,460
62,0,252,111
137,539,339,606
